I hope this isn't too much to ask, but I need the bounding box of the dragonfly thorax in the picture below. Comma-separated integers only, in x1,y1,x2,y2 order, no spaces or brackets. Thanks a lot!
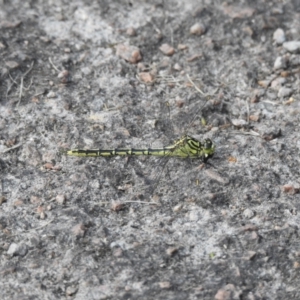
168,135,215,160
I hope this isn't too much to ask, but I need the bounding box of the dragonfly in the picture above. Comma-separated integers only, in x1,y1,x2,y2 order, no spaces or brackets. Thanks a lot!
64,135,215,162
63,78,217,196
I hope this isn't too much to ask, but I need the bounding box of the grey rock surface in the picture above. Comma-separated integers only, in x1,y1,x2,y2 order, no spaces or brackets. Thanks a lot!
1,1,300,299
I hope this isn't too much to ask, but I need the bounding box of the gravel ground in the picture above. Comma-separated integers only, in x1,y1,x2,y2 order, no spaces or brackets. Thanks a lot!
1,1,300,299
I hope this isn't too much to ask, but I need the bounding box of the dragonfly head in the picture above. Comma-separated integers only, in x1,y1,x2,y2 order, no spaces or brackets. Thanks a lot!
203,138,215,162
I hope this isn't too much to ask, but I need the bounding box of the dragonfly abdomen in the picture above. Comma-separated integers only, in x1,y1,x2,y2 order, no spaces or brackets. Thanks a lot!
66,148,171,157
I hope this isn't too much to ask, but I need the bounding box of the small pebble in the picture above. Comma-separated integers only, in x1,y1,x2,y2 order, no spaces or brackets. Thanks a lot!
231,119,248,127
7,243,18,256
159,43,175,56
44,163,55,170
243,251,256,260
281,184,299,195
47,91,56,98
56,194,66,205
137,62,146,70
116,44,142,64
215,284,239,300
257,80,270,88
5,61,19,69
166,247,178,256
173,63,181,71
278,87,293,98
289,54,300,67
294,261,300,269
40,36,50,43
1,20,21,28
31,96,39,103
72,223,86,237
0,196,6,205
7,243,28,257
36,206,44,214
138,72,155,83
113,248,123,257
283,41,300,53
273,28,285,44
222,5,255,19
159,281,171,289
66,286,78,296
283,97,294,105
30,196,41,204
262,128,281,141
57,70,68,78
13,199,24,206
58,69,71,83
173,204,182,212
249,115,259,122
271,77,286,89
177,44,188,50
240,224,258,232
273,56,287,70
243,26,253,37
228,156,237,163
126,27,136,36
187,53,202,62
111,201,124,211
243,208,255,219
205,169,229,184
190,23,206,35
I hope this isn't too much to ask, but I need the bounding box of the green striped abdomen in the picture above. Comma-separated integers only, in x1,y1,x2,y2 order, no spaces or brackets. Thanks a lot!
66,148,173,157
